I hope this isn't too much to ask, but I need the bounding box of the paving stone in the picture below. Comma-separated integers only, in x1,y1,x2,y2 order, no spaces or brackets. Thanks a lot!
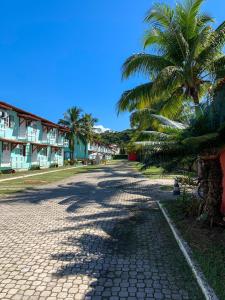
0,163,204,299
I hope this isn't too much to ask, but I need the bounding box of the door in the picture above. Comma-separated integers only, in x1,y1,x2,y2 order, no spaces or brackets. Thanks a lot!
32,147,38,163
19,120,27,139
51,149,56,163
2,142,11,165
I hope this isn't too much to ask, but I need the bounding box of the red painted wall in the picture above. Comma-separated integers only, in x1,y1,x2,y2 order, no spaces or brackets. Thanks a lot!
128,153,137,161
220,150,225,215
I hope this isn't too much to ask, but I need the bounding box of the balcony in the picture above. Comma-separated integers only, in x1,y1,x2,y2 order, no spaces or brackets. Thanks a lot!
47,133,57,145
0,123,6,138
57,136,64,146
27,133,38,143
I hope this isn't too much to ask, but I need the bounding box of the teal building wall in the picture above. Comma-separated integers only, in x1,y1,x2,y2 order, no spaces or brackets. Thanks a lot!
64,136,88,161
74,137,88,160
0,101,69,171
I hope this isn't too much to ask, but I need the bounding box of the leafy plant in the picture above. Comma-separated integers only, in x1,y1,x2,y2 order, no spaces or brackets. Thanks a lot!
117,0,225,118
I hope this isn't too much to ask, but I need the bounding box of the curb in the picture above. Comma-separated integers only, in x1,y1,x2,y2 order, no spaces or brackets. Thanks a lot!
157,201,219,300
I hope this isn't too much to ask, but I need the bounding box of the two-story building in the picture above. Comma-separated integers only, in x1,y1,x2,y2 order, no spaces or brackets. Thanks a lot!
0,101,69,171
88,142,118,160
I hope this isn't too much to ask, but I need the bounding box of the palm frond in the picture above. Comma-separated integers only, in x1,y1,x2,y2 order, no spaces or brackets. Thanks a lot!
151,114,187,129
143,28,162,49
158,89,184,119
141,130,170,138
215,20,225,32
122,54,172,79
151,66,184,99
145,3,174,27
175,0,205,39
117,82,154,113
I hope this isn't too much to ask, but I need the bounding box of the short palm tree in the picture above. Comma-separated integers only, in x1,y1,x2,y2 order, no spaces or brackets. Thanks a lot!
58,107,84,160
117,0,225,118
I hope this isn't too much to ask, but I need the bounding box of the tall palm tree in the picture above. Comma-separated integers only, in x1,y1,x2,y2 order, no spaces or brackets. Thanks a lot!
117,0,225,118
58,107,84,160
81,113,98,156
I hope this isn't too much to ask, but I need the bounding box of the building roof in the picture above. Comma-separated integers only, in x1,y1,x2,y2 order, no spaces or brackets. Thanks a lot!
0,101,69,132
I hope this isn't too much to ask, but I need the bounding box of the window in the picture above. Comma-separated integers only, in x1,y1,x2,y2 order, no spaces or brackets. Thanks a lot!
23,145,26,156
5,115,15,128
26,120,36,128
3,142,10,151
50,128,56,138
42,148,47,156
26,120,32,127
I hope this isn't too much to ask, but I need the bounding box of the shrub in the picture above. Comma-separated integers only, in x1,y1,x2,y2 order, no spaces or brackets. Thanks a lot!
29,165,40,171
69,159,77,166
64,160,70,166
0,169,16,174
50,163,58,168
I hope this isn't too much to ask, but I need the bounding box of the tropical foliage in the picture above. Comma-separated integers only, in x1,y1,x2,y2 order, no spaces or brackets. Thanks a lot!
117,0,225,119
80,113,98,154
117,0,225,224
58,107,98,159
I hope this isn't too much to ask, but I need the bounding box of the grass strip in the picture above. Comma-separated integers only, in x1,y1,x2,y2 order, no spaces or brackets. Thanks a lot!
0,165,103,195
163,199,225,300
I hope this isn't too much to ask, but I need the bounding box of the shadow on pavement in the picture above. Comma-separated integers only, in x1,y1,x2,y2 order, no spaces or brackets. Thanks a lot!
0,162,203,299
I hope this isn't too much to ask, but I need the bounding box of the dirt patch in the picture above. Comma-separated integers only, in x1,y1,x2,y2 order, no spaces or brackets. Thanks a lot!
23,180,47,184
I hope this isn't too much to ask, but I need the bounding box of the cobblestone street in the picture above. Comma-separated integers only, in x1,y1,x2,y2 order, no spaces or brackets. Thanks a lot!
0,162,204,300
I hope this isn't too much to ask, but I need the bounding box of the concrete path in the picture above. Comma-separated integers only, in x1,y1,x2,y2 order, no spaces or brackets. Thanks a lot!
0,162,204,300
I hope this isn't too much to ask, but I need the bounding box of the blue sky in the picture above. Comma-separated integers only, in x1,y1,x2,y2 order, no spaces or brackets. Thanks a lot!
0,0,224,131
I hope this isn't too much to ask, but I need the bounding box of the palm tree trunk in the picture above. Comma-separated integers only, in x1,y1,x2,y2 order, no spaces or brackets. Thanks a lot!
84,142,88,164
70,137,75,161
192,90,202,117
199,156,223,226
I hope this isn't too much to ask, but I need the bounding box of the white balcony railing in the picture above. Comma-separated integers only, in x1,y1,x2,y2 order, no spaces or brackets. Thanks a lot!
11,156,25,169
27,133,38,143
0,123,6,138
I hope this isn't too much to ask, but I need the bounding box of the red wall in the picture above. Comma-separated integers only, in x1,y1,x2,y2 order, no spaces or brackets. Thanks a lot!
128,153,137,161
220,150,225,215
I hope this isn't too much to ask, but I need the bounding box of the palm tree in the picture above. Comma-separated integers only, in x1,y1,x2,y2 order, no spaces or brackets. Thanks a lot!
81,113,98,157
58,107,84,160
117,0,225,118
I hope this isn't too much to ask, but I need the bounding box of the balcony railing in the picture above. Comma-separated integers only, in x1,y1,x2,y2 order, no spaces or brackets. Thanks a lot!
0,123,6,138
0,125,68,148
27,133,38,143
11,156,25,169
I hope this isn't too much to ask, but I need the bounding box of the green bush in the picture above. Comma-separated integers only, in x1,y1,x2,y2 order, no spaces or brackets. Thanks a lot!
64,160,70,166
50,163,59,168
0,168,15,174
69,159,77,166
29,165,40,171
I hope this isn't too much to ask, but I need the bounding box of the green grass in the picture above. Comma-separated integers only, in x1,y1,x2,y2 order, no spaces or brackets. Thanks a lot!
133,162,179,179
163,199,225,300
0,165,103,195
0,165,78,179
